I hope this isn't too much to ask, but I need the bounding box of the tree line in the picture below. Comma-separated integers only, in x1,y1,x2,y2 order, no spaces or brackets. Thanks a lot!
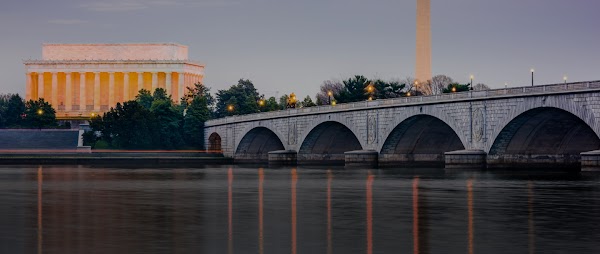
0,94,61,129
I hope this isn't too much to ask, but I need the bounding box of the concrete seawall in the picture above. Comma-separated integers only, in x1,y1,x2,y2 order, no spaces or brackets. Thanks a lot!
0,152,232,166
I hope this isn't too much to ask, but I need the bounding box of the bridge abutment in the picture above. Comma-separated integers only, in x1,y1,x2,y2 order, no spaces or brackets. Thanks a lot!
445,150,487,170
344,150,379,168
268,150,298,166
580,150,600,171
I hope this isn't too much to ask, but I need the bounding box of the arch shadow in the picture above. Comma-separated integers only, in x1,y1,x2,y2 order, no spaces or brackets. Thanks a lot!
379,115,465,167
488,107,600,169
235,127,285,163
298,121,362,165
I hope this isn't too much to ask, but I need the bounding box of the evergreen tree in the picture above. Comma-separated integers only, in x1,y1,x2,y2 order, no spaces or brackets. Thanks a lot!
23,99,57,128
184,96,212,148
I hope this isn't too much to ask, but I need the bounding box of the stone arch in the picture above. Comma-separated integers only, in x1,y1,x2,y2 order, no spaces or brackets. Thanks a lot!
208,132,222,152
486,97,599,152
234,127,285,163
297,121,363,165
488,107,600,168
379,114,466,167
296,114,367,151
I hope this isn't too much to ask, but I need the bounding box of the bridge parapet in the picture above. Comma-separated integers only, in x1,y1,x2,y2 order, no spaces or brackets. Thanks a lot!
206,81,600,127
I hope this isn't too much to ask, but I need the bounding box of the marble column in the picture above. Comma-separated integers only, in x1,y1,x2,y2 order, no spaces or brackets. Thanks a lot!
37,73,44,100
152,72,158,92
79,72,86,111
94,72,100,111
123,72,130,102
65,72,72,111
51,72,58,107
165,72,172,96
178,72,185,99
108,72,115,107
26,73,32,101
138,72,144,94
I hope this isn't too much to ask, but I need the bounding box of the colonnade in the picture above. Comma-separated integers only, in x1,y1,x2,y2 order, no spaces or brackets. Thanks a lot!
25,71,203,115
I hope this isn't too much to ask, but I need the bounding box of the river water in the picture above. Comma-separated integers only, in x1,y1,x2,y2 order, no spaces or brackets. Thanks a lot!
0,165,599,253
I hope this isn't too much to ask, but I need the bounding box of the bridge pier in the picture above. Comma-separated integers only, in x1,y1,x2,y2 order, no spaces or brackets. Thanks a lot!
268,150,297,166
444,150,487,170
581,150,600,171
344,150,379,168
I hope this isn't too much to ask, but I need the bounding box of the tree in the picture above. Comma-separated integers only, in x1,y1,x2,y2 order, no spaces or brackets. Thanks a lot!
135,89,154,109
215,79,260,117
182,82,215,108
336,75,370,103
23,99,57,128
430,75,454,95
152,88,170,102
442,83,471,93
371,79,406,99
300,95,316,108
316,80,344,105
473,83,491,91
151,99,184,149
279,94,289,110
184,96,212,148
89,101,156,149
5,94,25,127
262,96,279,112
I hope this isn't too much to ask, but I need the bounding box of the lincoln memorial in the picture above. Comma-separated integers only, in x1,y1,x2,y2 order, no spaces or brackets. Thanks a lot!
23,43,204,119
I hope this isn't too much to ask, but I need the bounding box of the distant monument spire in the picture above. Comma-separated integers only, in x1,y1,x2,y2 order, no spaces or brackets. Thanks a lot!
415,0,431,82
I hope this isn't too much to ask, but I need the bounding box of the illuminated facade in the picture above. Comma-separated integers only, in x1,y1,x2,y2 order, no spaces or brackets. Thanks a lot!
24,43,204,119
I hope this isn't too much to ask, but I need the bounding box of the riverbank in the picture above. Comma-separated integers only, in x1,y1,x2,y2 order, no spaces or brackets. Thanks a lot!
0,151,233,166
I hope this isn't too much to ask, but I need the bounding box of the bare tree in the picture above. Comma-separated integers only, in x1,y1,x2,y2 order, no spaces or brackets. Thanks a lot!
473,83,491,91
430,75,454,95
316,79,344,105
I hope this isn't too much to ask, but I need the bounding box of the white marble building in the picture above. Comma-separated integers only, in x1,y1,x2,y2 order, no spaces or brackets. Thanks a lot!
24,43,204,119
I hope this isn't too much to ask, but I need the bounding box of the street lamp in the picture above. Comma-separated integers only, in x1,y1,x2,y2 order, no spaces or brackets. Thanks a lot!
414,81,419,96
470,75,474,90
327,91,333,105
452,86,457,93
227,105,234,113
563,75,568,84
531,68,535,86
37,109,43,115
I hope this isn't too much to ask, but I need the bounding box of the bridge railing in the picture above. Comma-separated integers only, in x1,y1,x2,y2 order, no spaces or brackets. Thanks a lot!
206,80,600,126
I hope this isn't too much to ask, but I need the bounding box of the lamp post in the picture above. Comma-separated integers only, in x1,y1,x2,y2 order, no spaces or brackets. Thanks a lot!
327,91,333,105
37,109,43,129
227,105,234,115
414,81,419,96
563,75,568,84
531,68,535,86
470,75,474,90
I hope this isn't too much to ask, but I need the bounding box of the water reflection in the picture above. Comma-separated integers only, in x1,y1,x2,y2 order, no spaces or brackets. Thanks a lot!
366,171,374,254
258,168,264,254
467,179,474,254
2,166,598,253
412,177,420,254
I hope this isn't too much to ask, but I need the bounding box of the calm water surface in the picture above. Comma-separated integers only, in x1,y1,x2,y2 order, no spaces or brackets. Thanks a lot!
0,165,599,253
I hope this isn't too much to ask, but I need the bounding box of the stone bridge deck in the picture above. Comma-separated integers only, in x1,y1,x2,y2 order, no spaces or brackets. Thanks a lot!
205,81,600,171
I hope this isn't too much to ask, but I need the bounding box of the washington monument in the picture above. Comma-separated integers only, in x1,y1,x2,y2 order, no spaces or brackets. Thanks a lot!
415,0,432,82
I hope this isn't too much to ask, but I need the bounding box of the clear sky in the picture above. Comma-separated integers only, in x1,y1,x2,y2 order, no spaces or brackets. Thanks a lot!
1,0,599,99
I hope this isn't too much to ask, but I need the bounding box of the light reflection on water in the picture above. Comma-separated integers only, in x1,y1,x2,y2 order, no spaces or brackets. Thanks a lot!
0,166,599,253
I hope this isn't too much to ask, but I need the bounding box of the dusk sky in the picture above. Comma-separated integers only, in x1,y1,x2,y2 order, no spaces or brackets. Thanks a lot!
1,0,599,99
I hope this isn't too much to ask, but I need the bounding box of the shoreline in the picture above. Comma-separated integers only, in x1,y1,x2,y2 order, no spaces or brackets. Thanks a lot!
0,152,233,166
